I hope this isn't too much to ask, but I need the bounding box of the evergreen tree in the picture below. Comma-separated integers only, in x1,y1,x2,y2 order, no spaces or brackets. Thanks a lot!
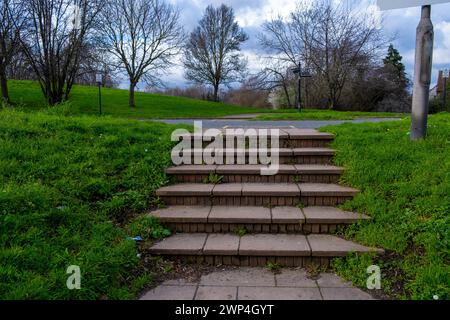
383,44,407,83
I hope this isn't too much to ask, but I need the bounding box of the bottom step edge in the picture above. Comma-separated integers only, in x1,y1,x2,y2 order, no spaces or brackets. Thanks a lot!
150,255,331,268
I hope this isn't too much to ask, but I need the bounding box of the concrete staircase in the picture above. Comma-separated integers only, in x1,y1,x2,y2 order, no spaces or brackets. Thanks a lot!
148,128,383,268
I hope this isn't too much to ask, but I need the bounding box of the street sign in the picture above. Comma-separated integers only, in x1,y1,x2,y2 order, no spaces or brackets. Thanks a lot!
378,0,449,10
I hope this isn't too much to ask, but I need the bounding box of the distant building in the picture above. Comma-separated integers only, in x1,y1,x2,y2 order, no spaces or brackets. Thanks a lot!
430,69,449,100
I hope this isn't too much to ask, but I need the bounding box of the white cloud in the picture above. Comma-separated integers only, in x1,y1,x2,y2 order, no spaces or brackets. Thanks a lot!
235,0,299,27
159,0,450,87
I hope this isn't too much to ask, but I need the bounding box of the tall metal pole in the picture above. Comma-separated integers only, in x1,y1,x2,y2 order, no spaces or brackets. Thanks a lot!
98,82,102,116
411,5,434,140
297,63,302,112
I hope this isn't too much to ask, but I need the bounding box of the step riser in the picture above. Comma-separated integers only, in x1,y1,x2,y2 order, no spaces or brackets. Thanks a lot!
172,174,341,184
164,222,341,234
187,139,333,149
151,255,332,268
179,155,335,165
160,196,352,207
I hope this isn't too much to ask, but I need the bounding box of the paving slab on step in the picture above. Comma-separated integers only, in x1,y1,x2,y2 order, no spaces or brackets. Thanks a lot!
209,206,271,224
200,267,276,287
275,269,318,288
149,233,207,255
226,130,290,139
299,183,359,196
216,165,267,175
156,184,214,196
271,207,305,224
242,183,300,196
239,234,310,256
321,288,375,300
283,129,335,140
140,285,197,300
238,287,322,300
249,148,294,156
141,269,376,301
307,234,384,257
166,165,217,175
178,148,295,158
293,148,336,156
213,183,243,196
216,165,297,175
203,234,240,255
303,207,370,224
215,149,294,156
150,206,211,223
195,286,237,300
175,130,225,138
276,165,299,174
295,165,344,174
316,273,353,288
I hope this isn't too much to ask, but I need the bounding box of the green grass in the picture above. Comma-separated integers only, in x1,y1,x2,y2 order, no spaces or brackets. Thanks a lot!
8,80,403,120
8,80,276,119
0,105,188,299
256,109,406,121
323,113,450,300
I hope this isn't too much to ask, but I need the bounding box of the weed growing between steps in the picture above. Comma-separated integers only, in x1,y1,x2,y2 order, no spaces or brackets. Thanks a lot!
323,113,450,300
0,107,186,299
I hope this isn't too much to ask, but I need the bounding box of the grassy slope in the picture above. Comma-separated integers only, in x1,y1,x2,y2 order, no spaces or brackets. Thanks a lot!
8,80,275,119
9,80,402,120
256,109,406,121
0,106,188,299
324,114,450,300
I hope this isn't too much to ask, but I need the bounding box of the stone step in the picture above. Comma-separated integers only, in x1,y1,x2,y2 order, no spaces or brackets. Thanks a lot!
166,164,344,183
150,206,370,234
147,233,383,268
156,183,359,206
174,148,336,165
175,129,335,149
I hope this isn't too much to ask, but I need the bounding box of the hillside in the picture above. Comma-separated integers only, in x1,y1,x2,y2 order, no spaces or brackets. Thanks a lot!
7,80,405,120
7,80,274,119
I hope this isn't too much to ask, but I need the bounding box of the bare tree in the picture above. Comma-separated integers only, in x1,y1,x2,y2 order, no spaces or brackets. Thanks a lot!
253,60,296,108
259,1,388,109
98,0,183,108
183,4,248,102
16,0,103,105
6,51,36,81
75,45,118,88
0,0,25,102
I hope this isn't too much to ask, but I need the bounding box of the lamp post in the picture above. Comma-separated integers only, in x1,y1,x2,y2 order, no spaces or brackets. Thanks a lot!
96,73,102,115
291,63,312,112
443,68,448,111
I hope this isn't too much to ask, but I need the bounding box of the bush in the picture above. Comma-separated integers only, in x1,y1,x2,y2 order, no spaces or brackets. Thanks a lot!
428,98,448,114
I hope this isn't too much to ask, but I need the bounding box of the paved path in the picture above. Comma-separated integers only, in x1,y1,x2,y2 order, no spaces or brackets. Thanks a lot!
140,268,375,300
156,118,401,129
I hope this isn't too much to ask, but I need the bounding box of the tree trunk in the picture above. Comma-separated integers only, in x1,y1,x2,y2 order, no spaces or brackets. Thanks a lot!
48,93,63,106
328,99,334,110
282,83,292,108
0,68,9,103
129,83,136,107
213,84,220,102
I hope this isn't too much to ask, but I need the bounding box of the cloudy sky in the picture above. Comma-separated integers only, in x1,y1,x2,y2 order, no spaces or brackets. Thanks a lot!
136,0,450,90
